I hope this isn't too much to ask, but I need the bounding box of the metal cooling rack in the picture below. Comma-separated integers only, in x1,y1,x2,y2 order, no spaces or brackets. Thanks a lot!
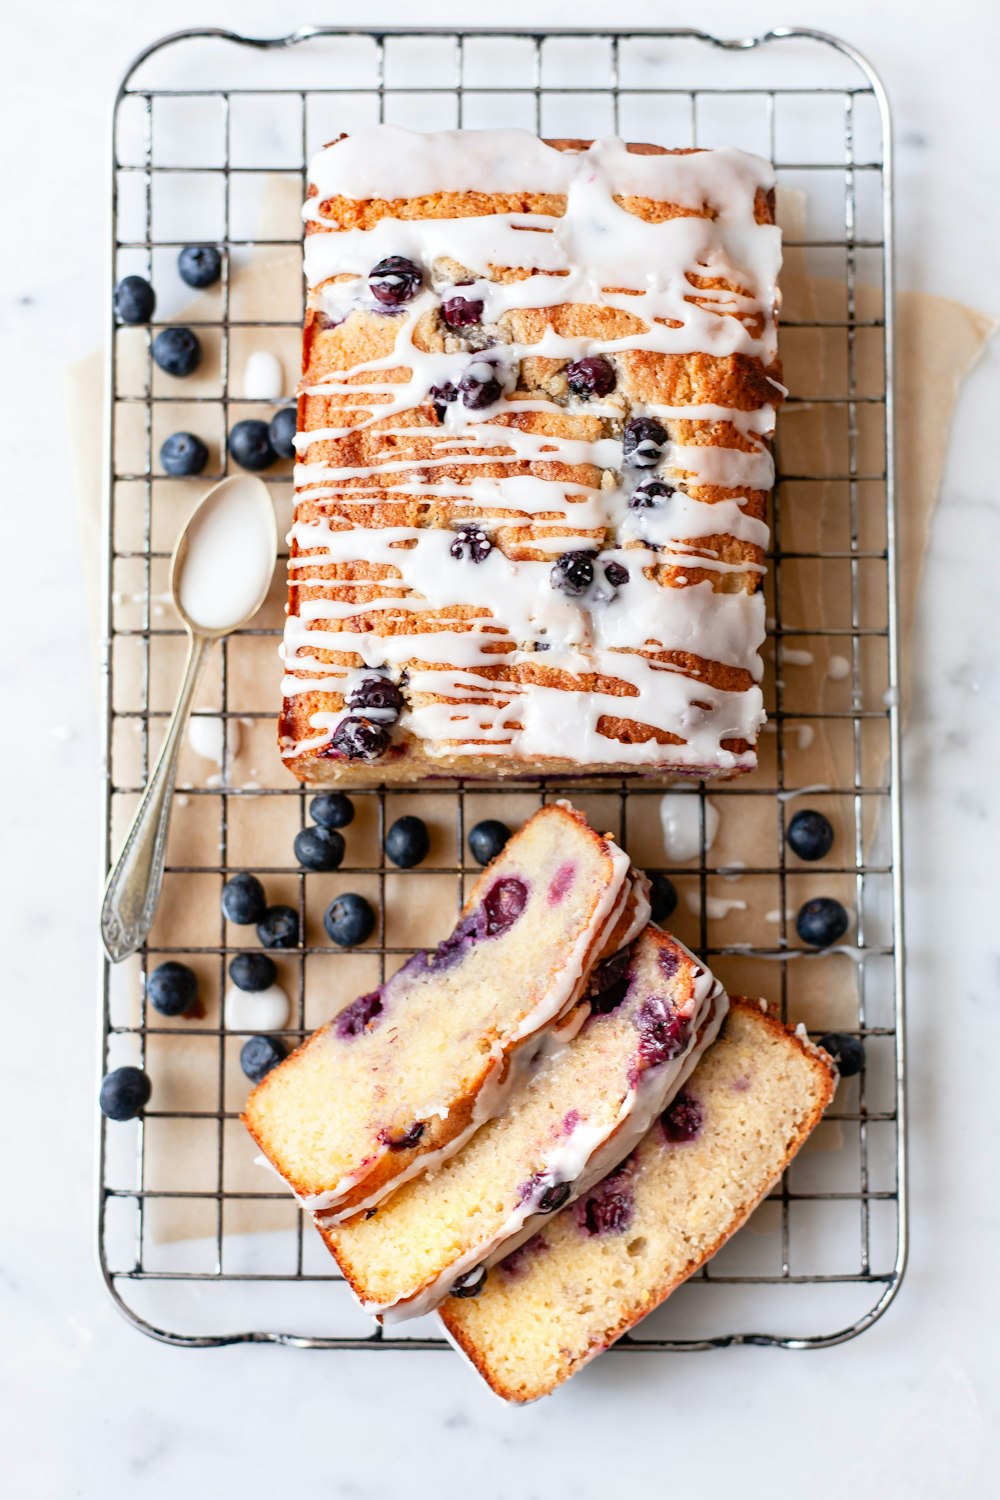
99,25,907,1354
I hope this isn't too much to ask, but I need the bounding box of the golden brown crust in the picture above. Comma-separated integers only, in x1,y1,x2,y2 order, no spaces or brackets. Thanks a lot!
441,1000,835,1401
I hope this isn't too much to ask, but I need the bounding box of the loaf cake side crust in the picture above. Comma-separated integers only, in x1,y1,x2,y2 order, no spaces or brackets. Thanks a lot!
281,128,782,783
440,999,835,1402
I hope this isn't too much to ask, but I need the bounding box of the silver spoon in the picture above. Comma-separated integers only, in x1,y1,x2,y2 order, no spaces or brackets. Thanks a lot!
101,474,277,963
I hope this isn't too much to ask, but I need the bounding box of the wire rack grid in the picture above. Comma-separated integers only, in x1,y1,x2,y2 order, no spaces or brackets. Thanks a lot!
99,25,907,1354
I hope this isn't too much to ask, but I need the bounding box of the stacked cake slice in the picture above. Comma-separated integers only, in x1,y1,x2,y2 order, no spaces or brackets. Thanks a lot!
322,925,727,1322
243,804,835,1399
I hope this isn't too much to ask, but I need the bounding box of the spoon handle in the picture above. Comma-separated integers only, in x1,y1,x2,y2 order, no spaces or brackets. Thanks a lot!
101,632,215,963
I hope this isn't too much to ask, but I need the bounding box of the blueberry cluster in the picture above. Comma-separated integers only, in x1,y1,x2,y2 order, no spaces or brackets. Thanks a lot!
113,252,299,480
326,675,406,764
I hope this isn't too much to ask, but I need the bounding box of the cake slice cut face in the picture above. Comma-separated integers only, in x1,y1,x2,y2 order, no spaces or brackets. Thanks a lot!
242,803,644,1220
281,127,783,783
323,926,728,1322
440,1000,836,1402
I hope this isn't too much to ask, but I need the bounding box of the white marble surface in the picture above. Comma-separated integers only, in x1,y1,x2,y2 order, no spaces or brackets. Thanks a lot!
3,0,999,1494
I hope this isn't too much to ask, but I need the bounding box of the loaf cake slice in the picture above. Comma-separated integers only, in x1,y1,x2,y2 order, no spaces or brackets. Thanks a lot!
321,926,728,1321
281,127,782,784
243,803,647,1220
441,1000,836,1402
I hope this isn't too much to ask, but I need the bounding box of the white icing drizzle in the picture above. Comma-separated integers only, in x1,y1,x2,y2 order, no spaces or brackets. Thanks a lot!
299,849,643,1220
375,953,729,1324
284,128,781,769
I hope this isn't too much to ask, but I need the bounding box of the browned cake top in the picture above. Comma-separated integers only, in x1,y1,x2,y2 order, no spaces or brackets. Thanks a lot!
281,128,782,780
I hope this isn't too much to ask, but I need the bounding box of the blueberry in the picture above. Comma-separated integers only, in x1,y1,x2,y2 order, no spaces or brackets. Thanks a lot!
459,360,503,410
379,1121,425,1150
147,961,198,1017
795,897,850,948
268,405,297,460
348,676,405,719
603,560,629,589
787,809,835,862
429,381,458,418
100,1066,151,1121
152,326,202,378
660,1091,704,1143
441,295,484,328
294,825,345,872
328,717,390,762
817,1032,865,1077
240,1034,287,1084
222,872,267,926
483,877,528,937
178,245,222,289
550,550,595,597
450,1265,488,1298
589,950,631,1015
649,873,678,925
636,998,689,1069
468,819,511,867
566,355,616,398
629,479,675,508
324,893,376,948
258,904,300,950
449,526,491,563
623,417,668,468
160,431,208,477
385,815,430,869
537,1182,572,1214
309,792,355,830
229,952,277,992
115,274,156,324
228,418,277,471
369,255,422,307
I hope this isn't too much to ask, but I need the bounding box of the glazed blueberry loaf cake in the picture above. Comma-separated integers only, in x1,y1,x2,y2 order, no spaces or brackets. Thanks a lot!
322,926,728,1322
441,1000,835,1402
243,803,648,1220
280,126,783,784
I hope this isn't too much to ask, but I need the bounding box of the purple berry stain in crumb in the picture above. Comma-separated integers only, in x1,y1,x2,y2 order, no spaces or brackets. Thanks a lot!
657,946,680,980
566,355,616,398
562,1109,581,1136
661,1091,704,1144
732,1074,752,1093
588,949,632,1016
500,1233,548,1281
442,295,484,328
635,997,690,1069
334,991,384,1039
482,876,528,937
379,1121,425,1151
547,861,576,906
450,526,492,563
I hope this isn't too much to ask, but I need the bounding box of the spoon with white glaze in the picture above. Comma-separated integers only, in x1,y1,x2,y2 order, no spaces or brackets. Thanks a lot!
101,475,277,963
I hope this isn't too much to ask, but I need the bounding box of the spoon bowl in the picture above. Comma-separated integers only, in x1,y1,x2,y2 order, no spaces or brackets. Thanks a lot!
101,475,277,963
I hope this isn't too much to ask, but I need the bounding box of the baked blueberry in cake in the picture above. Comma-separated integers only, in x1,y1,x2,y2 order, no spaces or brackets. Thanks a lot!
242,803,649,1221
321,925,727,1322
441,1000,836,1402
280,127,782,784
